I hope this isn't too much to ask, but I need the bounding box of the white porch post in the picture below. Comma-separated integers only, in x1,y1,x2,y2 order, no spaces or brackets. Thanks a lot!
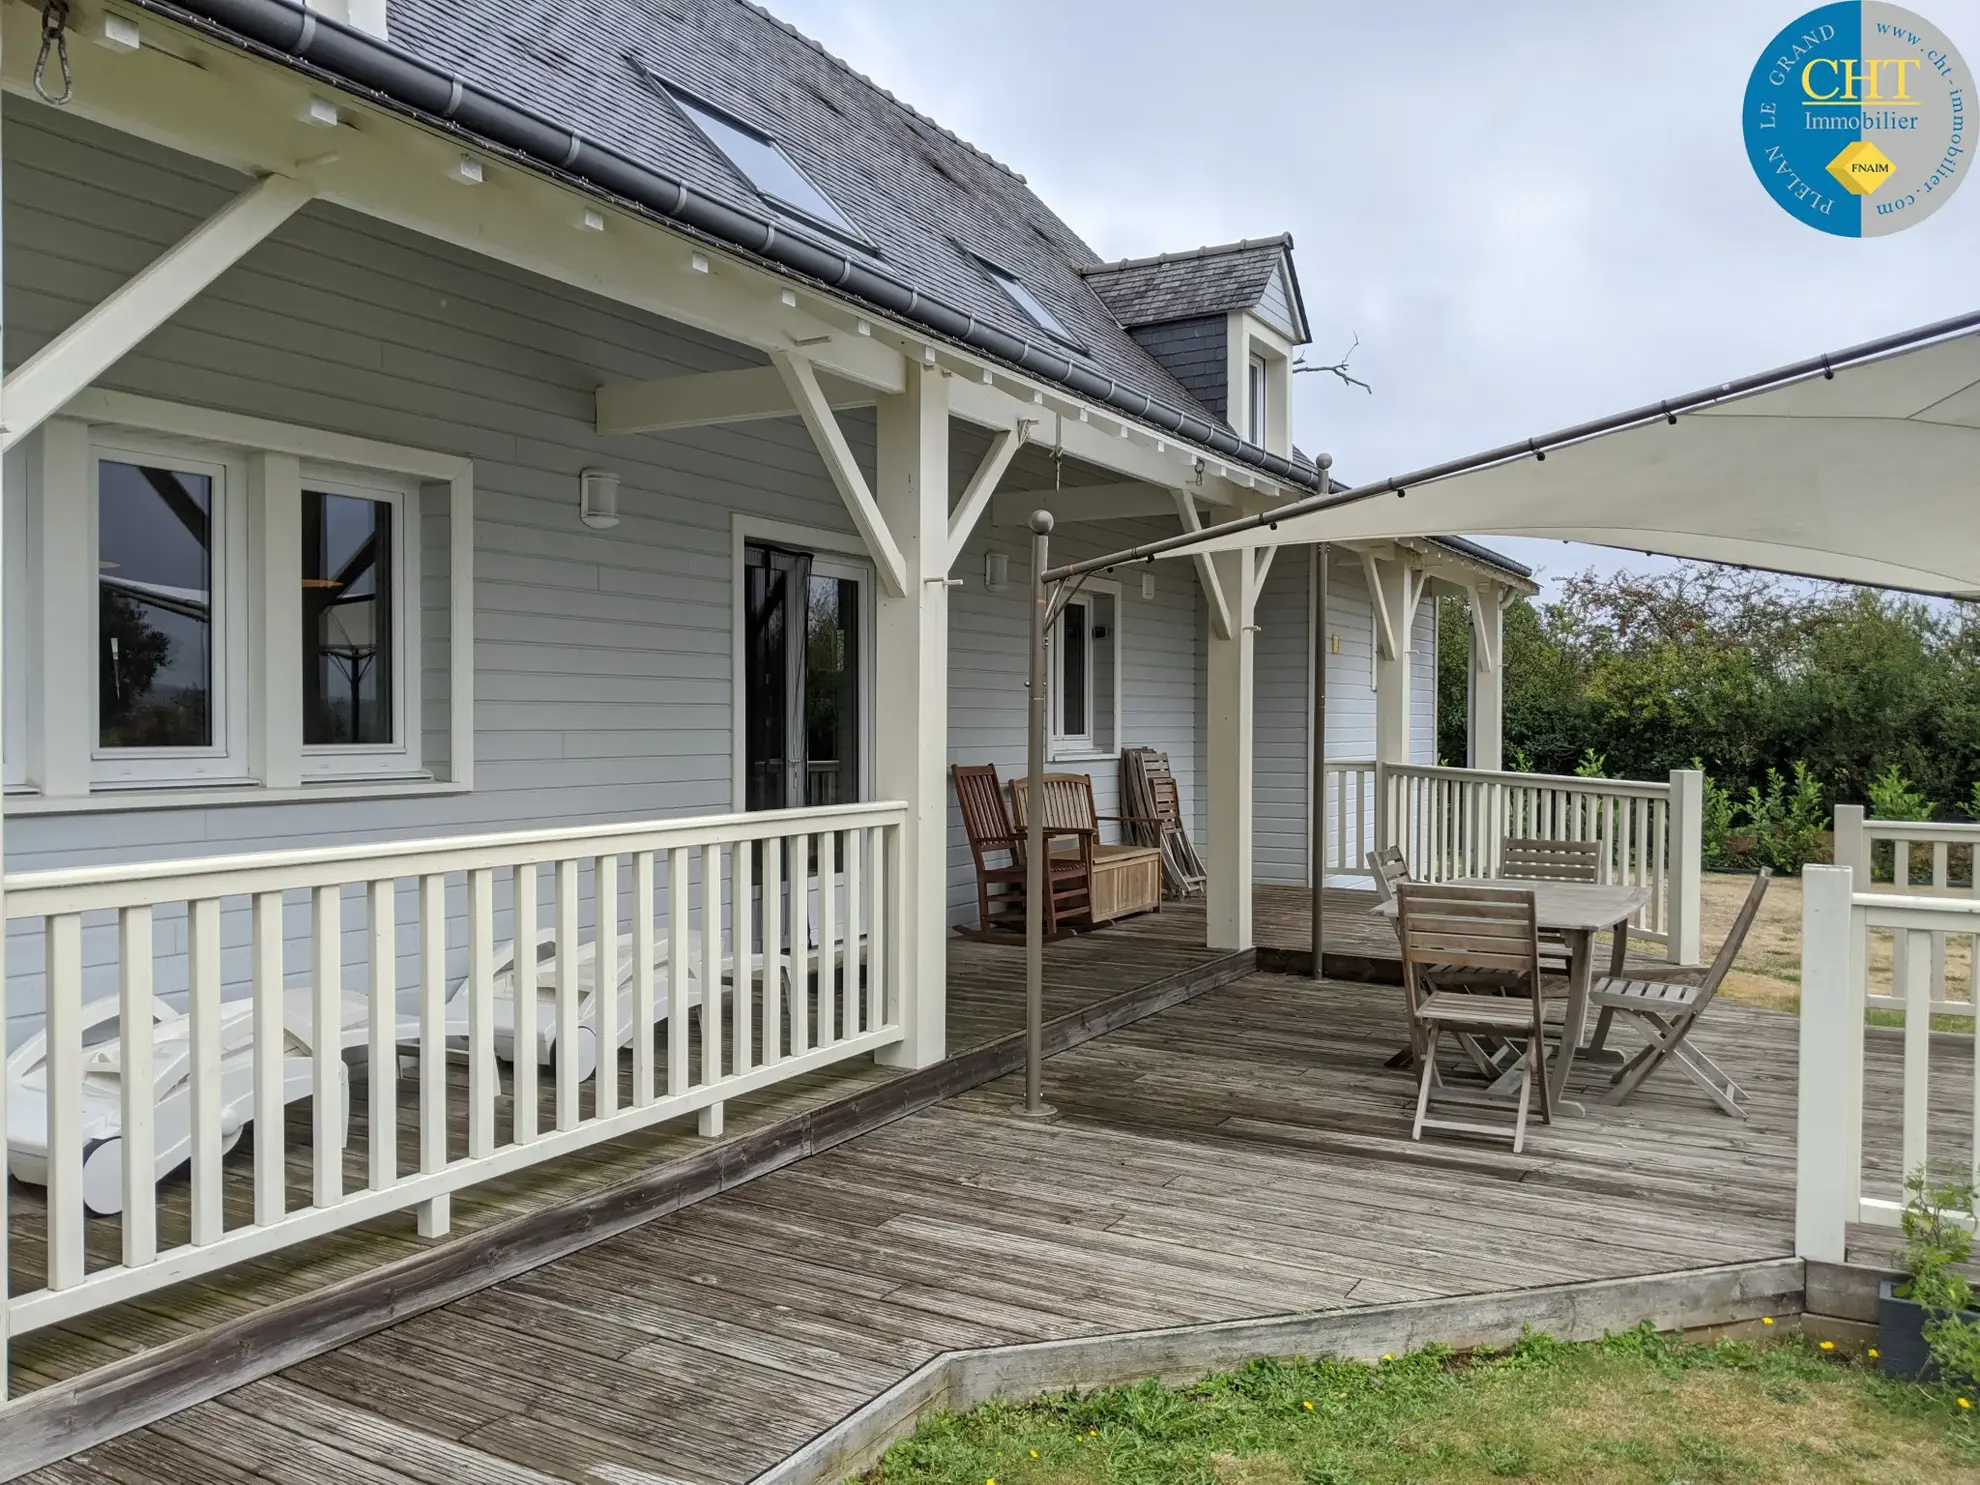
1797,865,1859,1263
873,363,949,1066
1667,767,1704,966
1466,582,1504,770
1206,547,1258,950
1366,553,1413,767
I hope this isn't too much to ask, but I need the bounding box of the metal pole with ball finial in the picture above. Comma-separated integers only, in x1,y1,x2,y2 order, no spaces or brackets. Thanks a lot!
1020,509,1056,1117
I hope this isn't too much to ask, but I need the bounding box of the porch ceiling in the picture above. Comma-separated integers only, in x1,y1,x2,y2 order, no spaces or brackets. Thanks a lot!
1172,321,1980,597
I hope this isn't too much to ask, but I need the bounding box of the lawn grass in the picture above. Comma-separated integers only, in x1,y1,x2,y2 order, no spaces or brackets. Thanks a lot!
864,1328,1980,1484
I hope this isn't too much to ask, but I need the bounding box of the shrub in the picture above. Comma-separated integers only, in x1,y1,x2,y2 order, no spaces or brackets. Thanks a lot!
1697,759,1739,869
1870,762,1934,822
1894,1168,1980,1391
1739,761,1825,874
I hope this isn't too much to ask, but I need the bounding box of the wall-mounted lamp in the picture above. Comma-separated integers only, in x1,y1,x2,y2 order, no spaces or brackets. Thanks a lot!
1140,571,1156,601
984,551,1010,594
579,469,621,530
451,155,484,186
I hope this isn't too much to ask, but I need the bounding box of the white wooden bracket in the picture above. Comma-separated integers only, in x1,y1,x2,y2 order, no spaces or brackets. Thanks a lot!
770,350,909,597
943,420,1029,570
1468,581,1504,672
3,172,315,452
1173,489,1233,640
1251,544,1279,593
1360,550,1424,660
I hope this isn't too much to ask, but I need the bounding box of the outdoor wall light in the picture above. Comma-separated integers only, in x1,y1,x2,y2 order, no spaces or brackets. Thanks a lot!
579,469,621,530
1141,571,1156,601
984,551,1010,594
451,155,485,185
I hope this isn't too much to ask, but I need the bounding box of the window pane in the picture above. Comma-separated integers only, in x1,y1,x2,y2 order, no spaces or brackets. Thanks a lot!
805,574,860,807
1248,355,1268,444
99,460,213,749
303,491,393,746
676,96,858,235
991,266,1075,342
1060,601,1088,738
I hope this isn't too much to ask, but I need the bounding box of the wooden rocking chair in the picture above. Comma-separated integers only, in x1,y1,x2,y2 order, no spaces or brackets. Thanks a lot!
951,764,1092,940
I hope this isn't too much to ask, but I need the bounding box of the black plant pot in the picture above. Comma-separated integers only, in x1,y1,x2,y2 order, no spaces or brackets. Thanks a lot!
1879,1280,1980,1380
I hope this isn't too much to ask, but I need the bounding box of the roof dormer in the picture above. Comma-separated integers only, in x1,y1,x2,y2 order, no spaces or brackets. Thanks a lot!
1080,235,1309,456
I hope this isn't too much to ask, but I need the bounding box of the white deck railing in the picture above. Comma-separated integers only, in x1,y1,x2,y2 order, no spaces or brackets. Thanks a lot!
1833,805,1980,1019
0,801,905,1383
1349,762,1702,963
1797,862,1979,1263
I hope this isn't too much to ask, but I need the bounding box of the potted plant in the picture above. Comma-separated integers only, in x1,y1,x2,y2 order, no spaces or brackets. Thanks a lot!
1880,1167,1980,1383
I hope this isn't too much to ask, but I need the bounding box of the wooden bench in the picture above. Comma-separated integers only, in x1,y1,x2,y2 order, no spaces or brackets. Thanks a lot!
1010,773,1163,926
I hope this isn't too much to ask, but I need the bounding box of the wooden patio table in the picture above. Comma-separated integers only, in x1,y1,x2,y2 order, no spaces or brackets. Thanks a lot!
1372,877,1652,1113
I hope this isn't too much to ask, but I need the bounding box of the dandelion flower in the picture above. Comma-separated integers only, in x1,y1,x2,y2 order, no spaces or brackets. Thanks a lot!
1869,1348,1880,1360
1382,1354,1393,1362
1030,1452,1039,1460
1961,1398,1973,1411
1303,1400,1315,1411
1819,1340,1835,1352
1761,1316,1774,1326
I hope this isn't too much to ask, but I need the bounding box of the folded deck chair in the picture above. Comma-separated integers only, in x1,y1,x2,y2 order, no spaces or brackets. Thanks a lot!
7,990,358,1217
447,926,868,1080
1583,868,1770,1118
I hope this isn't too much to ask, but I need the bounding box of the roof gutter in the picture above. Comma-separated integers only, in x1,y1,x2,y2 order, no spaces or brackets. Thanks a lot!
138,0,1321,492
1039,304,1980,583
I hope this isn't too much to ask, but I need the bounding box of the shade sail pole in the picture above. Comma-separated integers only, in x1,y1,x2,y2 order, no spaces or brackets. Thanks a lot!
1020,511,1056,1117
1310,543,1329,980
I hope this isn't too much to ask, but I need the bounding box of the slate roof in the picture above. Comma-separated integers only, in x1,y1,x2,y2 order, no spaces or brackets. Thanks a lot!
1081,237,1308,337
381,0,1242,437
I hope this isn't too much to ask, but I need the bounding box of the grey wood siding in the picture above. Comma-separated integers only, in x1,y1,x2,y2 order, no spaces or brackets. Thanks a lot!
1252,548,1384,887
1256,261,1298,341
1126,316,1228,421
0,104,865,1030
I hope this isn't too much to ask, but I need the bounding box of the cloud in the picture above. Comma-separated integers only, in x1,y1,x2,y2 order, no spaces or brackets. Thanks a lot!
769,0,1980,592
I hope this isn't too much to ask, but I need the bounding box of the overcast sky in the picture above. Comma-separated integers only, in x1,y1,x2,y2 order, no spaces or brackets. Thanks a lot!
771,0,1980,598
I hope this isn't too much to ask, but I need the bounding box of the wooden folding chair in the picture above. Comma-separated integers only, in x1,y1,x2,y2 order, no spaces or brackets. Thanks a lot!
1395,882,1551,1153
1365,844,1409,905
1500,837,1600,973
1585,868,1771,1117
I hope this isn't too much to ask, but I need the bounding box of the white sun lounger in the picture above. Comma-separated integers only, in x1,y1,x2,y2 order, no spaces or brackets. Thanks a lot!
6,988,373,1217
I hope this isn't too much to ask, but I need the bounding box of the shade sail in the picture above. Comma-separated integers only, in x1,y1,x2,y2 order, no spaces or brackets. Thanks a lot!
1175,324,1980,597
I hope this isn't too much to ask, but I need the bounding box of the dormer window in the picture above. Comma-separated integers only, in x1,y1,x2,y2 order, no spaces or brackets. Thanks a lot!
670,91,860,239
980,259,1080,347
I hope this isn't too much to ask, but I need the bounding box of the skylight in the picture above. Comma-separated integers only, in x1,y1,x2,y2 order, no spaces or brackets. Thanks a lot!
982,261,1077,344
671,93,859,238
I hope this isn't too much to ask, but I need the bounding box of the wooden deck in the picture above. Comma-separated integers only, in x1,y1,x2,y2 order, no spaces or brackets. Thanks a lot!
17,887,1968,1485
4,905,1226,1399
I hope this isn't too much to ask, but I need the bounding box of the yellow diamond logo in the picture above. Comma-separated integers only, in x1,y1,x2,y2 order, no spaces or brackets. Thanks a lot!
1827,139,1896,196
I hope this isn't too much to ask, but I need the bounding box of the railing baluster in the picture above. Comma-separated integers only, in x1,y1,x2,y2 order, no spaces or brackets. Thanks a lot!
884,822,905,1028
1903,927,1932,1181
789,834,811,1058
1930,843,1949,1011
555,859,581,1131
45,914,85,1290
251,892,286,1227
594,854,619,1119
367,880,396,1191
119,906,157,1265
818,829,838,1048
511,863,538,1144
667,846,691,1098
468,868,498,1158
701,844,724,1096
846,827,865,1035
633,850,657,1107
761,833,783,1066
311,885,344,1210
417,873,449,1237
188,898,225,1247
733,837,754,1074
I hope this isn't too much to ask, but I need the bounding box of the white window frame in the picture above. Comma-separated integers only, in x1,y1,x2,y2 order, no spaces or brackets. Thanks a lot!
1247,352,1269,446
88,432,250,786
298,465,421,780
7,391,475,812
730,515,876,812
1048,576,1122,762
